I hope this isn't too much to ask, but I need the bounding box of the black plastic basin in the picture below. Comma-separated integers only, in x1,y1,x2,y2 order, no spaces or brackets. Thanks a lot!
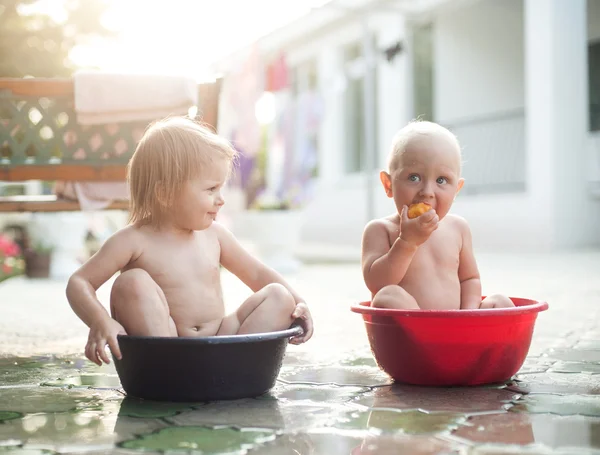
112,325,302,402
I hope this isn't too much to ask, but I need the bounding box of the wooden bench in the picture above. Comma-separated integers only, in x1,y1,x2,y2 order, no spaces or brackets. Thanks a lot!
0,78,221,212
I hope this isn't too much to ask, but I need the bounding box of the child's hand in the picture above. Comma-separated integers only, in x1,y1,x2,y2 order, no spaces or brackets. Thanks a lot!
86,318,127,366
290,302,313,344
399,204,439,246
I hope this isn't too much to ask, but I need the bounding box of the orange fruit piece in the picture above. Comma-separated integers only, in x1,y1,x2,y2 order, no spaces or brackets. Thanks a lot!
407,202,431,219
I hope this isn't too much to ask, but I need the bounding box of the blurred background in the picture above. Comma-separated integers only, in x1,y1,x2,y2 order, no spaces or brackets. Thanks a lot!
0,0,599,281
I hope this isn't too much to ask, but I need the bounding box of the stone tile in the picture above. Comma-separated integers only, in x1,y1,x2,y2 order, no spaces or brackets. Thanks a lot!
508,373,600,395
274,382,370,404
545,348,600,363
250,431,464,455
0,391,167,448
338,351,379,368
168,397,347,431
281,348,377,369
247,432,365,455
466,444,593,454
516,358,555,375
0,355,112,388
547,362,600,374
454,412,600,451
581,332,600,342
0,449,58,455
575,340,600,350
331,408,468,435
279,364,392,387
0,387,121,414
118,426,277,453
40,372,121,389
116,397,198,419
510,394,600,417
356,384,519,413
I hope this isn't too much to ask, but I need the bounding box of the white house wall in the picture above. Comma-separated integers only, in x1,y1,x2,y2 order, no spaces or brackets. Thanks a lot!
434,0,525,123
431,0,539,251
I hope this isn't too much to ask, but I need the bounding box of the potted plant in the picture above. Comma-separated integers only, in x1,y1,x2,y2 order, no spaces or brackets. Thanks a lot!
24,241,54,279
27,212,87,280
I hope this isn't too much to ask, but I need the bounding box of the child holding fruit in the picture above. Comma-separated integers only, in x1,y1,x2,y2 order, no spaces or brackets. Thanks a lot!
361,120,514,310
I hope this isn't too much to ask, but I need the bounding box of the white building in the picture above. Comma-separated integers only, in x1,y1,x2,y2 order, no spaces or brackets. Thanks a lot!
216,0,600,253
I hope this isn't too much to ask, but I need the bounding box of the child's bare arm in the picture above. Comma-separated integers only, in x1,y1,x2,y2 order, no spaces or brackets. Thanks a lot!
66,227,139,364
457,217,482,309
215,223,313,342
361,219,418,295
363,207,439,295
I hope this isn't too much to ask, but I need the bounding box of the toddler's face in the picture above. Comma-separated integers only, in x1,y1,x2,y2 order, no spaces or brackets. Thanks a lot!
172,158,229,231
381,137,464,220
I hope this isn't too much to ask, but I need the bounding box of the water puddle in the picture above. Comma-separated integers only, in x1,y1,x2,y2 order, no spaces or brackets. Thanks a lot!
119,426,275,453
118,397,198,418
546,348,600,363
356,384,517,413
454,412,600,450
0,356,116,388
548,361,600,374
275,383,368,403
508,373,600,395
510,394,600,417
333,408,466,434
279,365,391,387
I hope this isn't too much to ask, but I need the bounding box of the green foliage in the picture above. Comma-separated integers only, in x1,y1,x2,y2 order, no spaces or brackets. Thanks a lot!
0,0,113,77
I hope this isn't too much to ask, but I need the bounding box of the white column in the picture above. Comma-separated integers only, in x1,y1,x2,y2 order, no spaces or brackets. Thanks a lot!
317,46,344,185
375,14,410,218
525,0,589,249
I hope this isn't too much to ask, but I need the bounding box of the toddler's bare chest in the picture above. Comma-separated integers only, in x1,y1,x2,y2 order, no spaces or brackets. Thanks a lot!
401,230,461,273
140,240,221,286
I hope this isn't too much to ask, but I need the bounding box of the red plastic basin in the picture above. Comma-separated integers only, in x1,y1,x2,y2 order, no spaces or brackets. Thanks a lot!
350,297,548,386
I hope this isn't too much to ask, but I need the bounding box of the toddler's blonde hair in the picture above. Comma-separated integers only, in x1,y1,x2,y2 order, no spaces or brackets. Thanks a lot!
127,117,237,226
388,120,461,172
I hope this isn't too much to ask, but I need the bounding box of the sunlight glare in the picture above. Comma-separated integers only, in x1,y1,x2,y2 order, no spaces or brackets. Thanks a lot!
66,0,332,80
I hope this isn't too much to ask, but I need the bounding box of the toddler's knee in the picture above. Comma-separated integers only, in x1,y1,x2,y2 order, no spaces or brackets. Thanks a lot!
263,283,295,313
377,285,403,298
487,294,515,308
111,269,154,302
372,285,418,309
264,283,293,301
372,285,403,306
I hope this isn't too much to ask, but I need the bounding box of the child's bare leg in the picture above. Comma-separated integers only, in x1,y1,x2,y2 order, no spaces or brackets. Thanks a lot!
480,294,515,309
110,269,178,337
217,283,296,336
372,285,419,309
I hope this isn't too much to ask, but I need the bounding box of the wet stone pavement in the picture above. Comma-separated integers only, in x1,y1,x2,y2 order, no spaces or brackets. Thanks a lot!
0,251,599,454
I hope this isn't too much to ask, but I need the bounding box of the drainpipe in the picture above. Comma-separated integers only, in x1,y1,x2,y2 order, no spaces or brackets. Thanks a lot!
361,13,377,223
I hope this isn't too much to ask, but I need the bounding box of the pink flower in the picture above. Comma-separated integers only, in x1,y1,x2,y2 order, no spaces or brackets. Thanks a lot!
0,235,21,257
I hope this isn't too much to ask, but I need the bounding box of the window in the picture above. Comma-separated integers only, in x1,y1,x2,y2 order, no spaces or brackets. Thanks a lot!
412,23,434,121
343,40,378,174
589,40,600,132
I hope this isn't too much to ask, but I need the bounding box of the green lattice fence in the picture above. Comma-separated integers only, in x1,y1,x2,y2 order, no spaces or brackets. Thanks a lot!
0,90,147,167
